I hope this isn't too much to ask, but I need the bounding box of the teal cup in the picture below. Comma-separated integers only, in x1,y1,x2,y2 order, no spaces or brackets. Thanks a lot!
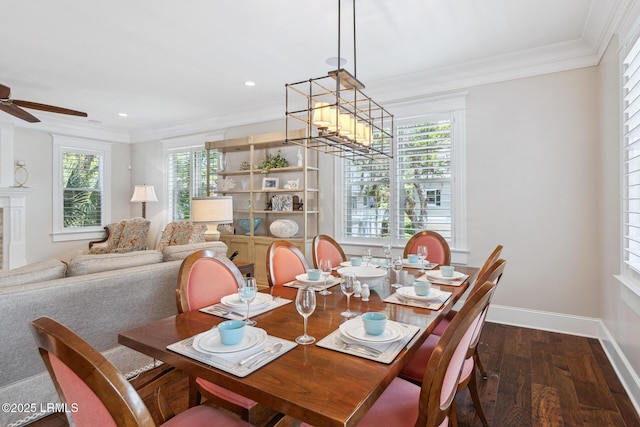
414,281,432,296
361,312,388,336
350,257,362,266
407,254,419,263
218,320,246,345
440,266,455,277
307,269,321,281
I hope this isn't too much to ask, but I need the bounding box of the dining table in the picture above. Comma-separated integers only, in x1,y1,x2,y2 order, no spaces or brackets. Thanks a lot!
118,262,478,427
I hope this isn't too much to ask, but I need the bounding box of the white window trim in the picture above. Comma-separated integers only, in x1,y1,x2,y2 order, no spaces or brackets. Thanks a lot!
51,135,111,242
334,94,468,264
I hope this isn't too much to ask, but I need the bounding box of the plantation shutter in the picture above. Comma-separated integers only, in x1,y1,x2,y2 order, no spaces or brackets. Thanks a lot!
62,151,103,228
623,39,640,273
167,148,217,222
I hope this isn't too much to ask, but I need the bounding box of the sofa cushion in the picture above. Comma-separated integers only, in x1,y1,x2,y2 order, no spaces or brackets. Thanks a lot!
0,259,67,287
161,241,228,262
68,250,163,276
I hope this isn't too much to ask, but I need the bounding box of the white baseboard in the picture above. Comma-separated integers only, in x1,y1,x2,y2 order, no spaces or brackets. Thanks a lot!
487,304,640,415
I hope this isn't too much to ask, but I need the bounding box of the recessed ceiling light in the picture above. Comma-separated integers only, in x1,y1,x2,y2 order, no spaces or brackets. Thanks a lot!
118,113,128,117
88,119,102,124
326,57,347,67
244,81,256,87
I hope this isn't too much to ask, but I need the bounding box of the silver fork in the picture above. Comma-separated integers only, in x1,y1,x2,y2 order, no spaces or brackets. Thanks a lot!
336,337,382,357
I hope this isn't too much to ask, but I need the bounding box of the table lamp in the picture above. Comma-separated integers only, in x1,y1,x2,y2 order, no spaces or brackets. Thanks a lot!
130,184,158,218
191,196,233,241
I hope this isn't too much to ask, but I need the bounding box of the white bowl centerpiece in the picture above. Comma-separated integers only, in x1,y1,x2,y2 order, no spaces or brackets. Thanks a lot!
336,266,387,289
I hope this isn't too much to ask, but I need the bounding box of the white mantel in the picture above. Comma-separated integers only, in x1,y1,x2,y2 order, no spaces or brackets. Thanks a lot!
0,187,31,269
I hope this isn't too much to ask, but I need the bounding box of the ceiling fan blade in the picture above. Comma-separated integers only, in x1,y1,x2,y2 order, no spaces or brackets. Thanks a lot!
0,102,40,123
13,100,87,117
0,84,10,99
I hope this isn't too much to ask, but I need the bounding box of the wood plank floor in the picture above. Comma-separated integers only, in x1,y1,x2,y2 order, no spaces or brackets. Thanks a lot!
29,322,640,427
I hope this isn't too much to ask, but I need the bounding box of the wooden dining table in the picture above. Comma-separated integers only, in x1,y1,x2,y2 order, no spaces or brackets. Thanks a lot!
118,264,478,427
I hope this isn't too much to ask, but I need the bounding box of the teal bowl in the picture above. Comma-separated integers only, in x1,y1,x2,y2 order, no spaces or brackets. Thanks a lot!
238,218,262,235
361,312,388,336
218,320,246,345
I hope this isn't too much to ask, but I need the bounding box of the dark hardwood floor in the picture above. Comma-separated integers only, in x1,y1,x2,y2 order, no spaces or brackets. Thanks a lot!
29,322,640,427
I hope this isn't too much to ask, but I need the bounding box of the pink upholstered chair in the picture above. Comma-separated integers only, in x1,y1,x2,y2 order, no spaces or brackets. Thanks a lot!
30,316,252,427
176,250,277,424
266,240,309,289
312,234,347,268
301,282,495,427
403,231,451,266
477,244,503,281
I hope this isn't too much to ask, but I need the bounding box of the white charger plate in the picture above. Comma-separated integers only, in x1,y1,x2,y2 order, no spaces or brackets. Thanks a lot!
339,318,405,343
396,286,445,302
193,326,267,353
425,270,466,281
221,292,272,310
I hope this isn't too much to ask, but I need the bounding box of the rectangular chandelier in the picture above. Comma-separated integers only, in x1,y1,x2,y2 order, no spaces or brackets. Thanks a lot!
285,68,394,160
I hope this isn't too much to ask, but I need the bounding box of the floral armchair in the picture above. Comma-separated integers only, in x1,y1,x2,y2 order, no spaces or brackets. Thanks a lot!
88,217,151,254
155,220,206,251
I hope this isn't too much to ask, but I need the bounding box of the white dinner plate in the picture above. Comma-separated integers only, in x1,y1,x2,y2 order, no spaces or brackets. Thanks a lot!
295,273,339,285
425,270,466,281
193,326,267,353
339,318,405,343
340,261,353,267
396,286,446,302
403,259,438,269
220,292,272,310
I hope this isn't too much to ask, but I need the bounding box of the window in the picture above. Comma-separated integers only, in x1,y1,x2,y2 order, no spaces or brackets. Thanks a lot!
337,96,466,252
166,147,217,222
52,136,111,241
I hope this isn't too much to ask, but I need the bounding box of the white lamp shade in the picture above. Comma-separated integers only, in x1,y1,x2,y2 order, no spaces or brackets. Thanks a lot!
191,197,233,223
130,185,158,202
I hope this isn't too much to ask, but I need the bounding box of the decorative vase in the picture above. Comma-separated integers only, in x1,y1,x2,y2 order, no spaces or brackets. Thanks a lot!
238,218,261,235
269,219,299,238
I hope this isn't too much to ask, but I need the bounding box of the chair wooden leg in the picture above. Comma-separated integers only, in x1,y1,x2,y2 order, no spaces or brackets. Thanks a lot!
467,370,489,427
188,375,201,407
450,397,459,427
474,348,488,380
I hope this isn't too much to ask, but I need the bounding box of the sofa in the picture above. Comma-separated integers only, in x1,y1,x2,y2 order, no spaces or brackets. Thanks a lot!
0,241,228,427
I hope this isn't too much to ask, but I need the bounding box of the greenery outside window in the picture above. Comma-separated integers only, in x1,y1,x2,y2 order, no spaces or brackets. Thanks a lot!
52,136,111,242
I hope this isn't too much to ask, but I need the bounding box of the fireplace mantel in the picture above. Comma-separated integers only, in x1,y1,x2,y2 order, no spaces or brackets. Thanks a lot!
0,187,31,269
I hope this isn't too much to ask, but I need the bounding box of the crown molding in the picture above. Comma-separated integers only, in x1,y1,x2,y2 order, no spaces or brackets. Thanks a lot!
13,115,130,143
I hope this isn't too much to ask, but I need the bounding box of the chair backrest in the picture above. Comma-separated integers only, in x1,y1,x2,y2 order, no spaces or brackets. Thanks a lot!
471,258,506,296
477,245,503,281
312,234,346,268
267,240,309,287
176,249,244,313
416,282,495,427
30,317,156,427
403,231,451,266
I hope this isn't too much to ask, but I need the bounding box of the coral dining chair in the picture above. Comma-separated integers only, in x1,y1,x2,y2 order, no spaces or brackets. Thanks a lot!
301,282,496,427
176,249,277,425
30,316,252,427
266,240,310,289
403,230,451,266
312,234,347,268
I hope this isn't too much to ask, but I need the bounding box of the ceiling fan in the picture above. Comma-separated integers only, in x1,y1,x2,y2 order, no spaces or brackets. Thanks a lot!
0,83,87,123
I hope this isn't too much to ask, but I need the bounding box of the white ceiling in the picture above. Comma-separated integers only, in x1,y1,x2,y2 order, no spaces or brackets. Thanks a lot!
0,0,629,142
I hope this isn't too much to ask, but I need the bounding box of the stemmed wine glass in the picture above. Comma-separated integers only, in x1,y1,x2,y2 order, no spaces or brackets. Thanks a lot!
295,287,316,345
340,272,357,318
362,248,372,267
417,245,428,273
238,277,258,326
391,256,403,288
383,244,392,269
318,259,333,296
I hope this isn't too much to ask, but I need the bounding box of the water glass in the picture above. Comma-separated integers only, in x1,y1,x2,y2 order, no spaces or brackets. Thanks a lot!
318,259,333,296
341,272,357,318
417,245,428,272
391,256,403,288
295,287,316,345
362,248,372,267
238,277,258,326
383,244,392,268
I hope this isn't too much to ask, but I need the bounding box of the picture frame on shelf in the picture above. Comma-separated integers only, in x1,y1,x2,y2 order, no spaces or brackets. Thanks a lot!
272,194,293,211
262,177,279,190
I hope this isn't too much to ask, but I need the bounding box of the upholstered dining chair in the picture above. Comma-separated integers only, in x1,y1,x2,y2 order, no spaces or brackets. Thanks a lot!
312,234,347,268
30,316,252,427
266,240,310,289
176,249,277,425
403,230,451,266
300,282,495,427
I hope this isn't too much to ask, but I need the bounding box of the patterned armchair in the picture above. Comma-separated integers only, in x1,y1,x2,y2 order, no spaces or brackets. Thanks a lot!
88,217,151,254
156,220,206,251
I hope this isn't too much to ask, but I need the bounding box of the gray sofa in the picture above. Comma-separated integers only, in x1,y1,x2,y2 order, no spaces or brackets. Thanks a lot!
0,242,227,427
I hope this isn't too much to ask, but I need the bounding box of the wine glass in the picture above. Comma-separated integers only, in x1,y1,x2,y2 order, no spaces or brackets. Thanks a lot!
238,277,258,326
362,248,372,267
417,245,428,273
318,259,333,296
391,256,403,288
383,244,392,268
340,273,357,318
295,287,316,345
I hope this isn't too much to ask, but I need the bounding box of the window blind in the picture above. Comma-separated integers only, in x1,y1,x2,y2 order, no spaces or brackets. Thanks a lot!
62,152,103,228
623,40,640,273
